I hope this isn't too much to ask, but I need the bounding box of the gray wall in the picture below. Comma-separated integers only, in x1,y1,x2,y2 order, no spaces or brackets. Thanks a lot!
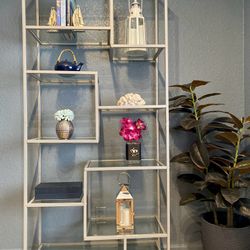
169,0,244,249
245,0,250,115
0,0,23,249
0,0,246,249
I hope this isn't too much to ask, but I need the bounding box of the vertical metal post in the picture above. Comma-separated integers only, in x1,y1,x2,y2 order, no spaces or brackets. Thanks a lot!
35,0,42,247
109,0,114,46
83,168,88,239
124,238,127,250
22,0,28,249
95,73,100,142
164,0,170,249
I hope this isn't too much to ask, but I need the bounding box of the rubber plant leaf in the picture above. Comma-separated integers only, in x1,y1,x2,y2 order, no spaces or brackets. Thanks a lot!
169,95,187,101
224,112,243,129
221,189,241,205
180,116,199,130
180,193,206,206
215,132,239,146
205,172,228,187
190,142,210,170
169,107,192,113
170,96,192,107
197,103,223,112
215,193,227,208
178,174,203,184
190,80,210,90
171,152,191,163
170,84,191,92
198,92,221,101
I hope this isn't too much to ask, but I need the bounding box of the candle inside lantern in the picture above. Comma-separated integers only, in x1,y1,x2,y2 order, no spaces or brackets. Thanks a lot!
120,204,130,226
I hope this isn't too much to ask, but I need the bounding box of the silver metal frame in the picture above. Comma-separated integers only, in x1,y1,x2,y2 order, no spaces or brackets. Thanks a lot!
22,0,169,249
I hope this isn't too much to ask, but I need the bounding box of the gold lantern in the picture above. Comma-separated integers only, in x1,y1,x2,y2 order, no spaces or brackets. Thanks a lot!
116,173,134,233
125,0,147,57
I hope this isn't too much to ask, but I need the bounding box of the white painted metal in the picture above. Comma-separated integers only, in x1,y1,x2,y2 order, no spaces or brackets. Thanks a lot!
99,105,166,110
27,138,99,144
27,197,84,208
22,0,28,249
23,0,169,249
164,0,170,249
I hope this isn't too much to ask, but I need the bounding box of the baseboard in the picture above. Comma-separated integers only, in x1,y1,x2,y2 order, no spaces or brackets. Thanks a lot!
171,244,203,250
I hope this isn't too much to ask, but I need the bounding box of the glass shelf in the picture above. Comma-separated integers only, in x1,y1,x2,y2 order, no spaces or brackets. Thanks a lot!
110,45,165,62
27,137,98,144
27,197,84,208
38,240,159,250
27,70,97,84
85,159,167,171
99,105,166,112
26,25,111,47
86,216,167,240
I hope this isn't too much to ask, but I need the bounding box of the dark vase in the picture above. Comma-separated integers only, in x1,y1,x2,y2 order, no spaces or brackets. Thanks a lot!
126,142,141,160
201,211,250,250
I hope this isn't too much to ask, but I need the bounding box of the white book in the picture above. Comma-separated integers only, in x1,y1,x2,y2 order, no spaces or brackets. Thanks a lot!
61,0,66,26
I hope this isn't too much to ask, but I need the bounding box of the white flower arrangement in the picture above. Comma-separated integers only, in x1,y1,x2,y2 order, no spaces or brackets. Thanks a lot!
54,109,75,121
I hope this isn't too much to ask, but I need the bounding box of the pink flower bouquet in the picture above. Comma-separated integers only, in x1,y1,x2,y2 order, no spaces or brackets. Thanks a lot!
119,118,147,142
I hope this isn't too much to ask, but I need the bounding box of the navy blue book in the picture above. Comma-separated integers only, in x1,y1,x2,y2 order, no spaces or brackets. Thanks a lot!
35,182,82,200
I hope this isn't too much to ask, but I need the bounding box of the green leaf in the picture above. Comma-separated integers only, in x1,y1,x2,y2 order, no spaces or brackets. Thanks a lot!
198,93,221,101
172,125,196,133
234,160,250,174
180,193,206,206
169,95,187,101
180,116,199,130
190,142,210,170
205,172,228,187
215,132,239,146
244,116,250,124
206,143,233,154
170,96,192,107
197,103,223,112
202,122,236,136
190,80,210,90
215,193,227,208
171,152,191,163
210,156,233,166
226,112,243,129
169,107,192,113
178,174,203,184
170,84,191,92
221,189,241,205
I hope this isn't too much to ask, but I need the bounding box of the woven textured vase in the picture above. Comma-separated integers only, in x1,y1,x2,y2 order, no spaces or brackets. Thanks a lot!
56,120,74,140
201,211,250,250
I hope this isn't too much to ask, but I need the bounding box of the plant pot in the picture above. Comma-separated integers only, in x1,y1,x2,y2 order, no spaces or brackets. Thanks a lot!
56,120,74,139
201,211,250,250
126,142,141,160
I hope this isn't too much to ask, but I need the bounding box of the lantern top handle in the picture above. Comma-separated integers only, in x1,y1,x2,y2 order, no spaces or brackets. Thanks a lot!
118,172,131,187
128,0,143,10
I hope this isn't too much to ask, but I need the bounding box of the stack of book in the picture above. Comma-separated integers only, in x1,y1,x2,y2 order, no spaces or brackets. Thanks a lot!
56,0,77,26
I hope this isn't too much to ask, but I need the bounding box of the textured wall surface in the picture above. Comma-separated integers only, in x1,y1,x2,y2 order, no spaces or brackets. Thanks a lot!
0,0,246,249
245,0,250,115
169,0,244,249
0,0,23,249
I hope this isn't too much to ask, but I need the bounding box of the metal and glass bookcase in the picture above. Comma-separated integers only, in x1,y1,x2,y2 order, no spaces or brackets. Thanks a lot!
22,0,169,249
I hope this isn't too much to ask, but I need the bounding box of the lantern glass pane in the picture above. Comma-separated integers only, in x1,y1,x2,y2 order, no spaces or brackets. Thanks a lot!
131,18,137,29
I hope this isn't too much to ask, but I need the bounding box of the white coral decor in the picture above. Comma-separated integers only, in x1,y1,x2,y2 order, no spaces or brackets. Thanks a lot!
54,109,75,121
117,93,146,106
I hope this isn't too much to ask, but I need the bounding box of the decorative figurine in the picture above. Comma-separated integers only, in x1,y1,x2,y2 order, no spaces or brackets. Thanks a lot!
72,5,84,27
48,7,57,26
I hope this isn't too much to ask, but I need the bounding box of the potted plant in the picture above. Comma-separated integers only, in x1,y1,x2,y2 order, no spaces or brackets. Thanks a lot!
54,109,74,140
170,80,250,250
119,117,147,160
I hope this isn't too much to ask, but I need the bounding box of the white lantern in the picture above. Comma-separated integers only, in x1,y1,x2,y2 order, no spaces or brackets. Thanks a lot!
116,173,134,233
125,0,147,57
